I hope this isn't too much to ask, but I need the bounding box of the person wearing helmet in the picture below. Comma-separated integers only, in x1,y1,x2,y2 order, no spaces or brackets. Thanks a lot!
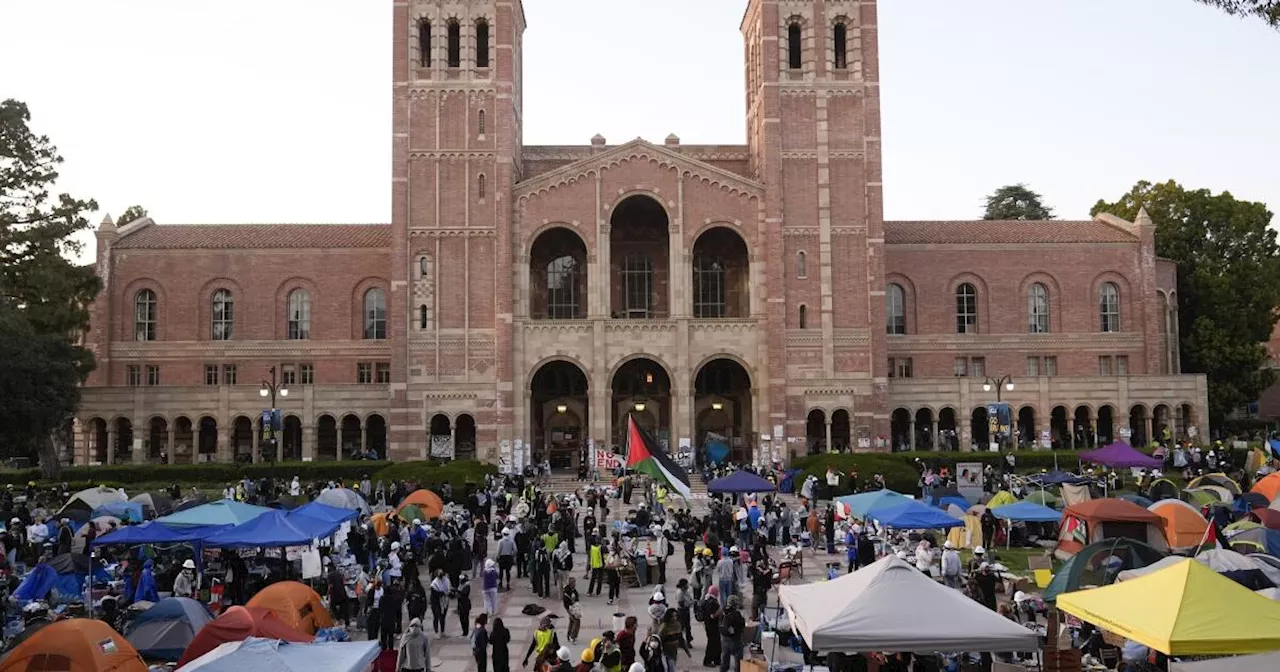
941,540,963,589
967,546,987,577
575,646,595,672
173,558,196,598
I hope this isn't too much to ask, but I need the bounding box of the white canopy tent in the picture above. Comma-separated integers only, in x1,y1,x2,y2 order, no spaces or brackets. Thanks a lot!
778,555,1039,653
1170,651,1280,672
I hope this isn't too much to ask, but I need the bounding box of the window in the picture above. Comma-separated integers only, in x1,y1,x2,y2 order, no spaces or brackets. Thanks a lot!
223,364,237,385
787,23,802,69
955,283,978,334
446,20,461,67
127,365,141,387
954,357,968,377
1116,355,1129,376
796,251,808,278
146,365,160,386
833,22,848,69
205,365,219,386
970,357,986,378
287,289,311,339
1027,282,1049,333
693,254,727,318
478,174,486,200
375,362,391,383
889,357,913,379
281,365,297,386
547,254,582,319
418,19,431,67
886,283,906,335
419,305,430,329
798,305,808,329
299,363,314,385
363,288,387,340
476,19,490,68
622,254,652,318
1026,357,1040,377
1100,282,1121,332
134,289,157,341
478,110,486,136
1098,356,1113,376
211,288,234,340
1044,356,1058,376
419,255,431,279
357,363,374,384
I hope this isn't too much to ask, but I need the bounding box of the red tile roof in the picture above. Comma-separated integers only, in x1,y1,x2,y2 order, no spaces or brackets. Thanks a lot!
115,224,391,250
885,220,1136,245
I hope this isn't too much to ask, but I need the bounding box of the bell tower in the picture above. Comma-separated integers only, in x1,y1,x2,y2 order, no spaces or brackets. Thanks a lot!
742,0,888,447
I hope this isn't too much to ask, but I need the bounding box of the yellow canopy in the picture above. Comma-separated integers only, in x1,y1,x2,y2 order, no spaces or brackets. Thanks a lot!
1057,558,1280,655
986,490,1018,509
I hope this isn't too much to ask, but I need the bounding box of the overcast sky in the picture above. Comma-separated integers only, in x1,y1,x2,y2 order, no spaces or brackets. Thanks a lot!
2,0,1277,261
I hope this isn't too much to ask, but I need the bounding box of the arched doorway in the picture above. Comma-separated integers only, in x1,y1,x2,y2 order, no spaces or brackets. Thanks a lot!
694,358,752,464
174,417,194,463
1129,405,1149,446
89,418,108,464
366,414,387,458
1097,405,1115,445
340,414,361,460
1178,403,1195,440
115,418,134,463
891,408,911,452
316,415,338,460
938,408,957,451
611,358,671,453
529,228,588,320
914,409,934,450
232,416,253,462
831,409,851,452
970,407,989,449
691,227,750,318
282,415,302,460
197,417,217,462
455,414,477,460
148,417,167,462
1050,406,1068,449
1074,406,1094,449
805,409,826,455
1017,406,1036,448
610,195,670,319
1153,404,1171,445
429,414,453,459
531,360,589,470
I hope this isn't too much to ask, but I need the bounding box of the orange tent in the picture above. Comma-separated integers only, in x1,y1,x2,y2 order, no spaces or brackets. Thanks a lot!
1055,498,1169,560
1149,499,1209,550
398,488,444,519
245,581,334,635
0,618,146,672
177,606,311,667
1252,473,1280,503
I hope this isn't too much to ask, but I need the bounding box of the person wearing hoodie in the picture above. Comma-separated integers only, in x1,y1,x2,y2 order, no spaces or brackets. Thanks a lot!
134,558,160,603
396,617,431,672
562,577,582,645
490,617,511,672
482,558,500,614
552,541,573,590
429,570,452,635
675,578,695,647
699,585,722,667
471,613,490,672
456,575,473,636
496,529,517,590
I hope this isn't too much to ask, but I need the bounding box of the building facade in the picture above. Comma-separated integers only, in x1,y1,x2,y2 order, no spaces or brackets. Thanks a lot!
73,0,1207,467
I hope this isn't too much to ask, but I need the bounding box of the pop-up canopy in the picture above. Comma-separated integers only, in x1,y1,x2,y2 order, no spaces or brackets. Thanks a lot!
1080,441,1161,469
707,470,775,494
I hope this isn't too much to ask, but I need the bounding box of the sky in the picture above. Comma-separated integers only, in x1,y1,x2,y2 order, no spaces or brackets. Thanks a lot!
2,0,1278,262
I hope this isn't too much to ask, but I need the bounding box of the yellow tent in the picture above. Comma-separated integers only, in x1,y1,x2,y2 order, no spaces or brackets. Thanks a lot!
946,513,984,549
1057,558,1280,655
986,490,1018,509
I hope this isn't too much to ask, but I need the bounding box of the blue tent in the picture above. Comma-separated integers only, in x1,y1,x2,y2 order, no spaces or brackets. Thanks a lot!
835,489,909,519
291,501,359,525
91,521,229,547
127,597,214,661
926,495,971,511
13,555,110,601
157,500,273,528
1117,493,1155,509
870,499,963,529
203,510,321,548
92,500,146,523
991,501,1062,523
707,470,776,494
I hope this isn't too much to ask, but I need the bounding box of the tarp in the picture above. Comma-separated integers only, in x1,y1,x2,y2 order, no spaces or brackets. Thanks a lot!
92,521,229,547
1080,441,1162,469
1043,538,1167,602
870,500,963,529
1170,652,1280,672
244,581,333,635
0,618,147,672
1117,549,1280,586
1149,499,1209,550
59,486,129,516
203,510,321,549
946,513,984,550
126,597,214,661
157,500,273,528
1057,558,1280,655
291,501,358,526
991,501,1062,523
314,488,370,515
834,489,908,520
778,555,1038,652
1061,482,1093,507
176,606,312,668
176,637,379,672
707,470,776,494
1027,471,1092,486
14,555,111,601
93,500,146,523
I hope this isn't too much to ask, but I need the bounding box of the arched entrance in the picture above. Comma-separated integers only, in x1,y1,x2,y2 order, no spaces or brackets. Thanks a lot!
1097,405,1115,445
529,227,588,320
1153,404,1172,445
1074,406,1094,449
115,418,134,463
611,358,671,452
232,416,253,462
197,417,217,462
831,409,851,452
365,414,387,458
610,195,670,319
174,417,193,463
691,227,750,318
694,358,753,464
89,418,108,464
1129,405,1149,446
913,409,934,451
148,417,167,462
317,415,338,461
1050,406,1068,449
1178,403,1195,440
891,408,911,451
282,415,302,461
428,414,452,459
340,414,361,459
938,408,957,451
1017,406,1036,448
805,410,826,455
531,360,589,470
455,414,477,460
970,407,989,449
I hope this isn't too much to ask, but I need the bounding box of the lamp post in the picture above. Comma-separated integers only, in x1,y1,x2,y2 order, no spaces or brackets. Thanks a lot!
259,366,289,465
982,375,1015,450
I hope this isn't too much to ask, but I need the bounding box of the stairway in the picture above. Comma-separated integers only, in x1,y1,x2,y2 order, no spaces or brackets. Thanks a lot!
540,471,714,517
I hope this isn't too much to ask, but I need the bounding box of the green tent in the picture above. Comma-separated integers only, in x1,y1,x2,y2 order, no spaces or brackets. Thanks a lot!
1023,490,1060,508
1043,538,1168,602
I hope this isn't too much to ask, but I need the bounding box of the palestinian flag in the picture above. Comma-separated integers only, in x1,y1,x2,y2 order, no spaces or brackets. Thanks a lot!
1195,520,1224,554
624,414,692,499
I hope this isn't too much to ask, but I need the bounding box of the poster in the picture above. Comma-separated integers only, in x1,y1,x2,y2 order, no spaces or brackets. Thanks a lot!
677,437,693,468
1039,430,1052,450
986,402,1012,443
513,439,524,472
596,451,621,470
498,440,512,474
955,462,984,503
430,435,454,459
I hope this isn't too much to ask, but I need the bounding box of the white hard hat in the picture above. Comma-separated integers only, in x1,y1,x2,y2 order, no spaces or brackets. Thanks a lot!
974,546,985,554
182,559,195,569
1013,590,1029,603
943,540,954,549
557,647,572,661
896,550,910,560
729,545,739,553
413,519,421,525
391,541,400,550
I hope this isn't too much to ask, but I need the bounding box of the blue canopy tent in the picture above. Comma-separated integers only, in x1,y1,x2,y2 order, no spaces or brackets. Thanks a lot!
926,495,971,511
203,510,322,549
707,470,776,494
291,501,359,526
835,489,909,520
157,499,273,528
870,499,963,529
92,501,145,523
90,521,229,548
991,501,1063,523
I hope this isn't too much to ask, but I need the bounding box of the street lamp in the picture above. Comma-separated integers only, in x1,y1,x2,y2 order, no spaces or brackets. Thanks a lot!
259,366,289,464
556,404,568,414
982,375,1015,402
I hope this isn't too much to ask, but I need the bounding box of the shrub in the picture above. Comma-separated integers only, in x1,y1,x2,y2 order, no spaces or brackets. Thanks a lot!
0,461,391,488
373,460,497,491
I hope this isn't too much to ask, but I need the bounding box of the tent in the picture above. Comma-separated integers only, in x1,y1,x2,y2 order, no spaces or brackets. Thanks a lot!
1230,527,1280,558
1148,478,1181,502
707,470,776,494
177,637,379,672
1022,490,1060,508
1149,499,1210,551
1169,652,1280,672
1057,558,1280,655
946,510,984,550
1186,485,1234,505
778,555,1038,652
1117,549,1280,588
126,597,214,661
176,606,312,668
1117,493,1153,508
1188,473,1242,496
1237,492,1270,512
1055,498,1168,560
204,510,323,549
158,500,273,528
92,521,228,547
245,581,333,635
291,501,358,526
1247,508,1280,531
131,491,175,516
1080,441,1162,469
870,500,963,529
1182,488,1218,508
397,489,444,520
1027,471,1091,486
58,486,129,518
1043,538,1167,602
986,490,1018,509
1252,473,1280,503
991,501,1061,523
14,554,111,601
834,489,908,520
0,618,147,672
93,500,146,523
314,488,370,515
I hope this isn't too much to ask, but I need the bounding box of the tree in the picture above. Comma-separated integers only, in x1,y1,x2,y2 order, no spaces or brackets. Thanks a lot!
1091,180,1280,426
117,204,148,225
982,184,1055,220
1194,0,1280,28
0,99,101,476
0,304,83,468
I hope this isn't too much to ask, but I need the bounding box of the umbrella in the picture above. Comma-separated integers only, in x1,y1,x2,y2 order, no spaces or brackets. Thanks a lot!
315,488,370,515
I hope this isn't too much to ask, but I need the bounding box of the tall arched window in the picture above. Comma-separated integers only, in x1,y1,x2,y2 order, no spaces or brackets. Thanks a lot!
134,289,157,341
419,304,430,329
364,288,387,339
833,22,848,69
955,283,978,334
475,19,490,68
417,19,431,67
446,20,461,67
1100,282,1121,332
886,283,906,335
622,254,653,318
799,305,808,329
478,174,486,200
211,289,234,340
477,110,486,136
1027,282,1050,333
693,254,727,318
796,251,808,278
287,289,311,340
547,255,581,319
787,23,803,69
419,255,431,279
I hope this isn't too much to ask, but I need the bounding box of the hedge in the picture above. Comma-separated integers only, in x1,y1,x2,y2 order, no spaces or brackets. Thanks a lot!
373,460,498,491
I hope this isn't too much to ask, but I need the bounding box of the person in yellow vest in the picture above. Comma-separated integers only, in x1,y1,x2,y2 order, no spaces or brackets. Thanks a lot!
523,614,561,669
588,538,605,596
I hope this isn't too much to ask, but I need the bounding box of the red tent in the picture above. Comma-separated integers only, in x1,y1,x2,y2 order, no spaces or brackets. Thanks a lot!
176,605,310,667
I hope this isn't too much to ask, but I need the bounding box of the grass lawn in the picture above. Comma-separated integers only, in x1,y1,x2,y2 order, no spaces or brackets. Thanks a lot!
962,545,1057,576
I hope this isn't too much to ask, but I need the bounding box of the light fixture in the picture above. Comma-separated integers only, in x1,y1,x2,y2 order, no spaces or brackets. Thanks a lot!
634,401,646,412
1004,381,1015,392
711,401,724,411
280,387,289,397
644,372,654,384
556,404,568,413
259,387,269,398
982,383,992,393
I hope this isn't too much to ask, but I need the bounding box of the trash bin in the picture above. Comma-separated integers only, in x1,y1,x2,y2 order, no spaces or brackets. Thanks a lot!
634,556,648,586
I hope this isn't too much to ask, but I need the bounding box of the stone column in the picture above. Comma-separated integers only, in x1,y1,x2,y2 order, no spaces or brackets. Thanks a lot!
304,425,316,461
825,420,833,454
166,428,175,465
216,425,230,463
105,428,116,465
931,420,939,452
251,425,260,464
450,424,458,458
356,424,364,460
909,420,917,451
133,425,145,465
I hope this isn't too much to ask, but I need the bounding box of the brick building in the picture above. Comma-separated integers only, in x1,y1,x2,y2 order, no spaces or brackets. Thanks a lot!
72,0,1207,467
